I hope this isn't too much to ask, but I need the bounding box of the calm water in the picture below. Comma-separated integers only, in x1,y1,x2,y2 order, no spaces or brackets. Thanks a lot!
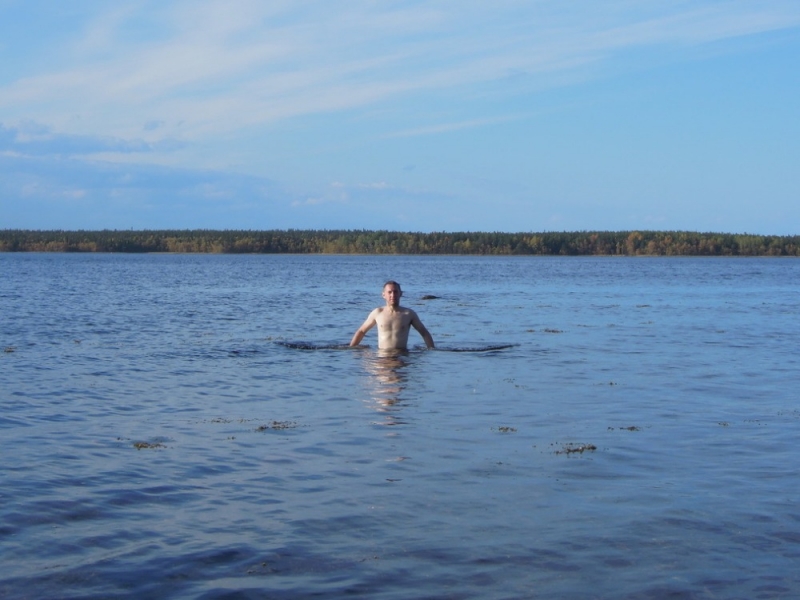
1,254,799,599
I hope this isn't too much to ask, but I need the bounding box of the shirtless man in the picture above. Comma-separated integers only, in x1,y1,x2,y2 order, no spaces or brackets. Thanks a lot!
350,281,435,350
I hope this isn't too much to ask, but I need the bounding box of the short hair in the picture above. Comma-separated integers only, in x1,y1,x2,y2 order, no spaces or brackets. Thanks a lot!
383,280,402,291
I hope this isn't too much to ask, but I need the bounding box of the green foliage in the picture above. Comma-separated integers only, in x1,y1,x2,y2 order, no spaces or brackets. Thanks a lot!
1,229,798,256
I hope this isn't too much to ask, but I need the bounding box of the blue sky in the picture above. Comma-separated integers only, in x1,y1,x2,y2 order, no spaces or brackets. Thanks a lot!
1,1,799,233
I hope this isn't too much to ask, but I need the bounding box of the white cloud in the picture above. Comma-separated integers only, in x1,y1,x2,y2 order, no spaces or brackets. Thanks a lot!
2,0,799,233
62,189,88,199
2,0,798,146
386,115,524,139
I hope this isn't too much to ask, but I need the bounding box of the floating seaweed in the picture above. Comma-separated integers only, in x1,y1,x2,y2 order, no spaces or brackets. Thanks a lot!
555,443,597,455
133,441,166,450
257,421,297,431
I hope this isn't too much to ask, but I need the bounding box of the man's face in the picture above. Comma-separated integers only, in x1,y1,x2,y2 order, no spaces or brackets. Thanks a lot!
382,284,402,306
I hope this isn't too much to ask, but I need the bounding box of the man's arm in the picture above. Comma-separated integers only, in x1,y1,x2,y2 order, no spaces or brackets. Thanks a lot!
410,312,435,349
350,310,378,346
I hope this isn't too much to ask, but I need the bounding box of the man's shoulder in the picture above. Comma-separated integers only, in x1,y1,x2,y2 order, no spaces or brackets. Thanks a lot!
398,306,418,319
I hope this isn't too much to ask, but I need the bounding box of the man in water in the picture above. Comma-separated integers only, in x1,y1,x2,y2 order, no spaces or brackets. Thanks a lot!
350,281,435,350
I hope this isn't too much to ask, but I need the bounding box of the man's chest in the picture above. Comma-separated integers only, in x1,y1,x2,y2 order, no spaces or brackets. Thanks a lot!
377,311,411,330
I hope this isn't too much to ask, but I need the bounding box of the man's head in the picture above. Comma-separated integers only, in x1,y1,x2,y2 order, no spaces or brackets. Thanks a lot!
382,281,402,306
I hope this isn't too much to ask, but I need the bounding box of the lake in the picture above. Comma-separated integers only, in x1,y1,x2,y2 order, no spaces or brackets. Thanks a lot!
1,253,799,599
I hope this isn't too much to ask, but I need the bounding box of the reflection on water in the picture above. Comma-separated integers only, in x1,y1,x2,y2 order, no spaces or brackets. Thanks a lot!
360,349,412,426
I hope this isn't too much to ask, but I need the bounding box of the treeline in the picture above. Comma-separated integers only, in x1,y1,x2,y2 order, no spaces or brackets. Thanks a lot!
1,229,799,256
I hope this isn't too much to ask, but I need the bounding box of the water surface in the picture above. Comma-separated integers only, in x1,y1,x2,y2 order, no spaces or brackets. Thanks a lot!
2,254,799,599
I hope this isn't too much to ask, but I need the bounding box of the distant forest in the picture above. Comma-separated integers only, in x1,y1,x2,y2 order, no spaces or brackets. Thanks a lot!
1,229,799,256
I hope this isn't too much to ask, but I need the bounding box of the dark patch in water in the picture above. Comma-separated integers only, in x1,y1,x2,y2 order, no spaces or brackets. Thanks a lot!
435,344,517,353
277,341,353,350
133,441,166,450
278,341,515,353
256,421,297,431
554,443,597,455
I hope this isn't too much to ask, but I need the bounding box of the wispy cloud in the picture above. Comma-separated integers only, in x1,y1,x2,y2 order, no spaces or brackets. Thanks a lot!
2,1,799,233
385,115,524,139
0,122,158,156
2,0,798,146
0,149,295,228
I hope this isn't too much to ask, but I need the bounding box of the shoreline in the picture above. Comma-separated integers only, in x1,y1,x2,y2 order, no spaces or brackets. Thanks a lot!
2,229,799,256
